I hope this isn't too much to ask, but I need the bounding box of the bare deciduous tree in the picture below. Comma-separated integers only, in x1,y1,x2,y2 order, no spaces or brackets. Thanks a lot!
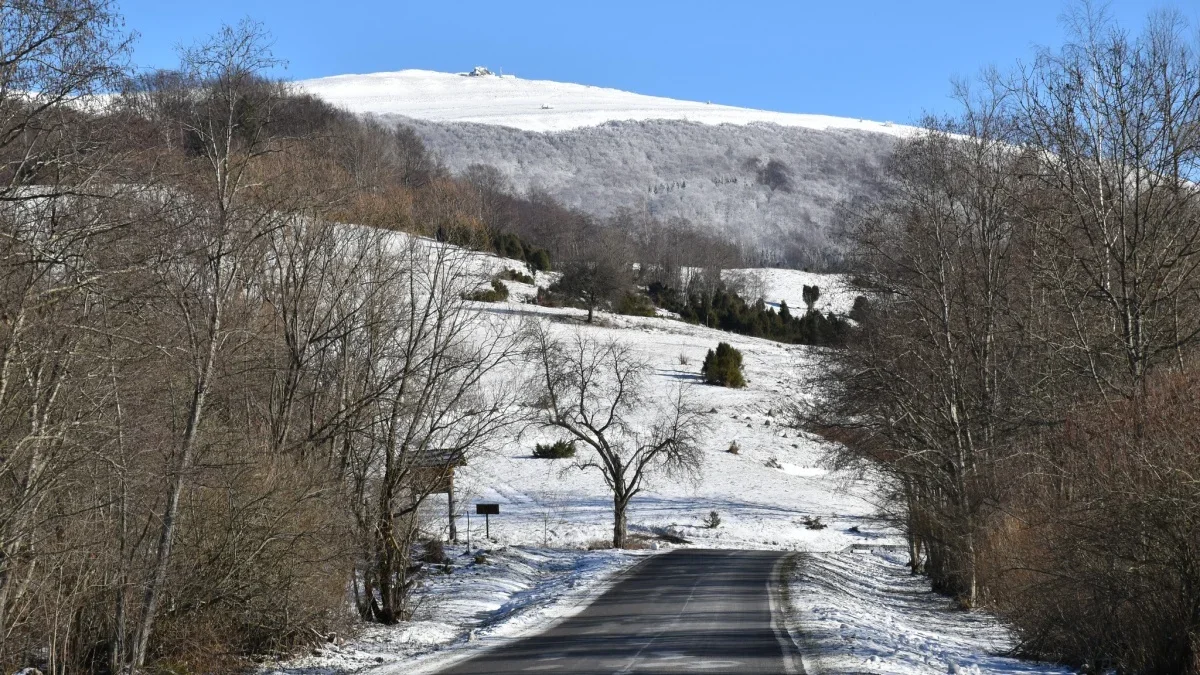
530,325,707,548
808,5,1200,670
331,236,526,624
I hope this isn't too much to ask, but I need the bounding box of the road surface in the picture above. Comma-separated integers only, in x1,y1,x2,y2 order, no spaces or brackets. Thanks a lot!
434,548,804,674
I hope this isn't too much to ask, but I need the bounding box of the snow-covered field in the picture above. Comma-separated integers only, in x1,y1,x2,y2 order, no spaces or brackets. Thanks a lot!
264,245,1065,675
297,69,918,135
725,267,858,316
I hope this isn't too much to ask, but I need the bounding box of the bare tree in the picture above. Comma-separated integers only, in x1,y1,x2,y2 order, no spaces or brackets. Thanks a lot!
0,0,133,666
808,90,1030,607
1012,5,1200,398
807,7,1200,669
531,325,707,548
332,236,525,624
0,0,131,198
550,228,633,323
124,21,287,671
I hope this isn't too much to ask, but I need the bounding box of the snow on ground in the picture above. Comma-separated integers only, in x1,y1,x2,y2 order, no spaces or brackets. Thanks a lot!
297,69,919,136
789,549,1073,675
266,546,643,675
266,242,1063,675
441,306,878,554
726,267,858,316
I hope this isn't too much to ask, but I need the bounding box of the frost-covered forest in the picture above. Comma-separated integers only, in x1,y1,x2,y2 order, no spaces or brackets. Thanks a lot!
392,116,897,269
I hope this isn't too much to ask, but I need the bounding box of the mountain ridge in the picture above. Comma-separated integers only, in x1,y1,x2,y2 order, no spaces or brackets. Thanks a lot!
296,68,916,136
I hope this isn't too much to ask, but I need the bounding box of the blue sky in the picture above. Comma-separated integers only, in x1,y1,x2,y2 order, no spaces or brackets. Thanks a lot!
117,0,1190,124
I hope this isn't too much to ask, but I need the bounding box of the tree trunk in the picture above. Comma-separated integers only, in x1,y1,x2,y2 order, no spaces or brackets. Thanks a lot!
963,530,978,609
128,313,220,671
128,405,203,669
374,512,397,624
612,495,628,549
128,261,225,670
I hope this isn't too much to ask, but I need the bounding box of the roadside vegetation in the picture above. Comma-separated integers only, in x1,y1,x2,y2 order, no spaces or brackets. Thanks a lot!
806,7,1200,673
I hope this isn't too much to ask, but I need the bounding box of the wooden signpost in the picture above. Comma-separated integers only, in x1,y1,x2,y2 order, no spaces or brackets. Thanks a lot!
467,503,500,553
476,503,499,540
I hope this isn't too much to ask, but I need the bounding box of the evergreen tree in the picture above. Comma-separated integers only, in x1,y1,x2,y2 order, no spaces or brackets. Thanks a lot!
802,284,821,311
702,342,746,388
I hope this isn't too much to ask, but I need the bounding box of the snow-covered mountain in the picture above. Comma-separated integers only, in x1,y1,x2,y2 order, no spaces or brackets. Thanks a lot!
298,69,908,269
297,68,915,136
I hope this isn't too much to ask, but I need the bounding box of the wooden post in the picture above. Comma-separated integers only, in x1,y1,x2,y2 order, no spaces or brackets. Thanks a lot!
447,471,457,543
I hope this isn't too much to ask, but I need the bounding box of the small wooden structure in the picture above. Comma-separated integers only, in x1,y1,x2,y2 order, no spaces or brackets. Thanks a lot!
411,448,467,542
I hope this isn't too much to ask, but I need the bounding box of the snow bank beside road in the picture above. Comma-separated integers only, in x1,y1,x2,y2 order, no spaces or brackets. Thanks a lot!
263,546,643,675
788,549,1072,675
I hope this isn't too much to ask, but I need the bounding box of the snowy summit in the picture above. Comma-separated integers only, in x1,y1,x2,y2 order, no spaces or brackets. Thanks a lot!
296,68,916,135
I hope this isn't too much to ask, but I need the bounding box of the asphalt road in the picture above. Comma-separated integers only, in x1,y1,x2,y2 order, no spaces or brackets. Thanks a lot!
434,548,804,675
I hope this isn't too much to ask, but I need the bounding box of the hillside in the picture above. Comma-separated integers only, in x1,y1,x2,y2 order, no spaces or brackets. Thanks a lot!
266,245,1067,675
297,69,906,269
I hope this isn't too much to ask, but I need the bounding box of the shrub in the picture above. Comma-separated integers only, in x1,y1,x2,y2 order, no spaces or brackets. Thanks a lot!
618,291,656,317
467,278,510,302
499,268,534,284
421,539,449,565
849,295,871,323
526,248,551,273
532,440,576,459
802,516,826,530
702,510,721,529
702,342,745,388
979,367,1200,673
493,232,525,260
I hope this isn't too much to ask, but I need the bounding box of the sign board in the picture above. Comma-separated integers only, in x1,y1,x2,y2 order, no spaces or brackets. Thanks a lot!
476,503,500,515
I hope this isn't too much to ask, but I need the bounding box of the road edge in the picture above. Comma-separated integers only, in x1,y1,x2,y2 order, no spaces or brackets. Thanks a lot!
396,549,660,675
770,552,809,675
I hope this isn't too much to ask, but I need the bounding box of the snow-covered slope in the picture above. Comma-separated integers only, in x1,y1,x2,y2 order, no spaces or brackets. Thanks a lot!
297,69,916,136
265,238,1064,675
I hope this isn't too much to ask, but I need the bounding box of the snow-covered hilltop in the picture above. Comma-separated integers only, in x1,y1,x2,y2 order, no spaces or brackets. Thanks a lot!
296,68,916,136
